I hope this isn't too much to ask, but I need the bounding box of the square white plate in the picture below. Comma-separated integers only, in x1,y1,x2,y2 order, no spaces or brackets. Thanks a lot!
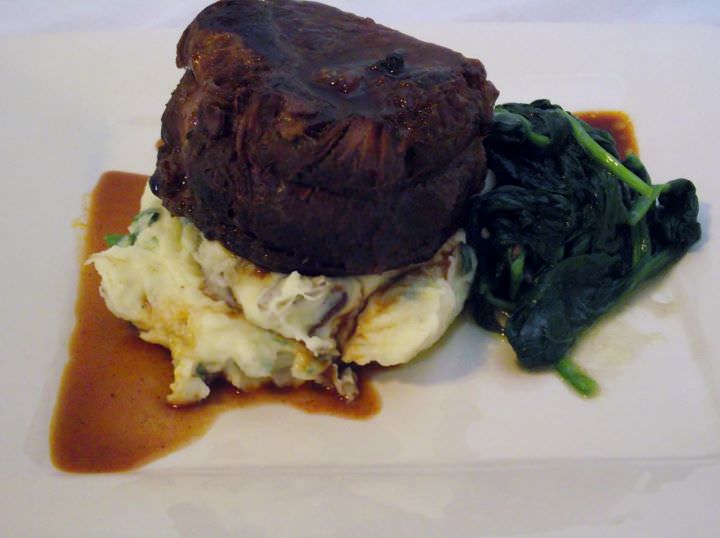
1,23,719,537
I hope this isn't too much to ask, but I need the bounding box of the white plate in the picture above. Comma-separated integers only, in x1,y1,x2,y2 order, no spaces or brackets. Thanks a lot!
1,23,719,537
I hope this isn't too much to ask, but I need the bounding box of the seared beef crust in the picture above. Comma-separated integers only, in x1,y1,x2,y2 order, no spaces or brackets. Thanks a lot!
151,0,498,275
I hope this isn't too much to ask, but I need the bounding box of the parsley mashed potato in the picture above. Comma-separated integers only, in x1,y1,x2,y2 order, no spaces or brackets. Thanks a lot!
90,185,476,404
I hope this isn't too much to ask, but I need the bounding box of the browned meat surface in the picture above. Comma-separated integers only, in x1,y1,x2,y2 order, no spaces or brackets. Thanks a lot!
151,0,498,275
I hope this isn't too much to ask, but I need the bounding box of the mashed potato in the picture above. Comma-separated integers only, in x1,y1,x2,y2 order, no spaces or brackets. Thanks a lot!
90,185,476,404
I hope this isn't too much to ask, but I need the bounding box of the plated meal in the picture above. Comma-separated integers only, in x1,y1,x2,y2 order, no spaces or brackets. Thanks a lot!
51,0,702,472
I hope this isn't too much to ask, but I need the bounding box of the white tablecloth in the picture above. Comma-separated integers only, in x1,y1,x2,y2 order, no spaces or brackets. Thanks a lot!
2,0,719,35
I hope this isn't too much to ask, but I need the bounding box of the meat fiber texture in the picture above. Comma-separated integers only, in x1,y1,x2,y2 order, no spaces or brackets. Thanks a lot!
151,0,498,276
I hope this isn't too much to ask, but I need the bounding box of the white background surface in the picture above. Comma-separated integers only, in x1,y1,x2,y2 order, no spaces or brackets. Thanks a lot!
2,2,720,538
1,0,720,34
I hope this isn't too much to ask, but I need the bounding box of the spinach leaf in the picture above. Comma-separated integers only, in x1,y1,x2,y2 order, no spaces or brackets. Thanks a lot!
504,248,686,369
467,100,702,395
505,253,625,369
104,233,131,247
649,179,701,248
103,208,161,247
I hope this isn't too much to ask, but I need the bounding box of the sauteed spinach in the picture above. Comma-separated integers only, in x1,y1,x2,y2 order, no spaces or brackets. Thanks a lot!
467,100,701,395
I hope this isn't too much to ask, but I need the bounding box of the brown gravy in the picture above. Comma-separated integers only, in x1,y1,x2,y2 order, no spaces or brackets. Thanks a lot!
51,112,638,473
51,171,380,473
575,110,638,159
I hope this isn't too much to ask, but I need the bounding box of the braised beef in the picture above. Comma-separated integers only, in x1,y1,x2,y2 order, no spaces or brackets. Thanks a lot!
151,0,497,275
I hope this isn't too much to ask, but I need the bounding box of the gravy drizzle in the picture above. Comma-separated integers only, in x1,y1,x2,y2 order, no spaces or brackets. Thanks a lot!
51,172,379,473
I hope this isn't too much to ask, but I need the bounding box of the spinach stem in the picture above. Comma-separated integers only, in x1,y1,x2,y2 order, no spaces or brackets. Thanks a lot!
630,218,651,267
555,357,599,397
479,281,516,311
508,245,526,300
565,112,654,198
495,109,552,148
627,247,683,292
628,183,668,225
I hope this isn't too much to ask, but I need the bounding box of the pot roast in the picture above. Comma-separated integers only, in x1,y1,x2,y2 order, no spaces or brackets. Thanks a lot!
151,0,498,275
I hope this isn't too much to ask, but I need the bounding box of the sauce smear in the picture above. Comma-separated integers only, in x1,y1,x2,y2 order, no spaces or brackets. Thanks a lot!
575,110,638,158
51,171,380,473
